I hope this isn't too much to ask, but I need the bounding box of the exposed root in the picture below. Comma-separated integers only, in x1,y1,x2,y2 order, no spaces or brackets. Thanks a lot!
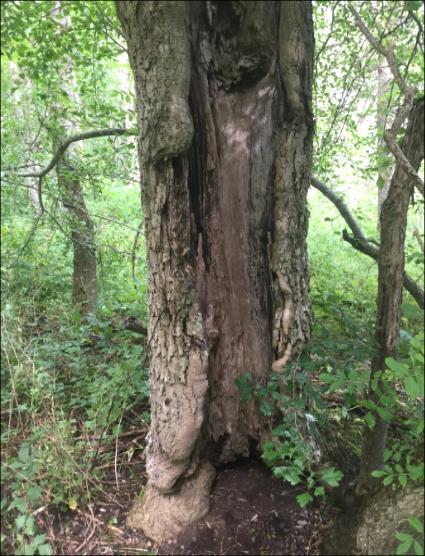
127,461,215,543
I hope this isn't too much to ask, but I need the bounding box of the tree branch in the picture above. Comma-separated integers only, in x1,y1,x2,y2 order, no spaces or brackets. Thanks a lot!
310,176,366,240
6,127,138,218
347,4,408,95
384,129,424,196
15,128,138,180
310,176,424,309
348,5,424,197
413,228,424,254
131,219,144,285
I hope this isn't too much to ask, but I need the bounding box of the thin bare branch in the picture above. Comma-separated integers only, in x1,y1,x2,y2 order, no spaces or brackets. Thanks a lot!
5,127,138,218
347,4,423,196
131,219,144,285
310,176,366,240
348,4,409,95
341,229,424,309
311,176,424,309
14,128,137,180
413,228,424,253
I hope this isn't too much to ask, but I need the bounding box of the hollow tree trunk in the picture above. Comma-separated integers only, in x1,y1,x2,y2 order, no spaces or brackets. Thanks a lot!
117,0,314,542
358,97,424,493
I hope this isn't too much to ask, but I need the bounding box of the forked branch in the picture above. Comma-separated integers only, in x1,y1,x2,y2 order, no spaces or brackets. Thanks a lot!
7,127,138,216
348,5,424,197
310,176,424,309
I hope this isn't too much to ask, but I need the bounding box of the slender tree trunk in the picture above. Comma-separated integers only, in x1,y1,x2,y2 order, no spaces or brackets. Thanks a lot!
358,97,424,493
117,0,313,541
55,149,97,314
376,61,392,226
9,63,42,217
50,1,97,314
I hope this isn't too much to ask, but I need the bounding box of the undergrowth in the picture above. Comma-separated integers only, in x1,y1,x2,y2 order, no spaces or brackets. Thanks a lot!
1,174,423,554
1,181,150,555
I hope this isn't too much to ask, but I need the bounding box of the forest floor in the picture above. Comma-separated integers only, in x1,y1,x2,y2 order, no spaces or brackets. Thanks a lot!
37,433,326,555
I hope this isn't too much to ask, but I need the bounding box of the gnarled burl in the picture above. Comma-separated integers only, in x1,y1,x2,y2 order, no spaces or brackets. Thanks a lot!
116,0,314,542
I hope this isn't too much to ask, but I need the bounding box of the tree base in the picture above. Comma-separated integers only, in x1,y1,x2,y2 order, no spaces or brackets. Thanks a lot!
127,462,216,543
356,484,424,555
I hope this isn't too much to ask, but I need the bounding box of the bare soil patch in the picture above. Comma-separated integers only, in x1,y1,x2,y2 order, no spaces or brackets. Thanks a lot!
37,452,324,555
159,460,323,556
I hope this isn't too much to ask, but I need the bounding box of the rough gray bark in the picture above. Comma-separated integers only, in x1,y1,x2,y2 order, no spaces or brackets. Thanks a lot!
358,97,424,493
117,0,313,541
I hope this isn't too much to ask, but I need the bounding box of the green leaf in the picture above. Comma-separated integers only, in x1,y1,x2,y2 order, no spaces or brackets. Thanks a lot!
371,470,386,478
32,535,46,547
273,466,302,486
314,486,325,496
365,412,376,429
320,467,343,487
328,376,345,393
401,303,423,320
413,541,424,556
18,445,30,464
23,543,36,556
399,475,407,487
396,532,413,543
271,424,286,437
376,405,392,422
396,541,413,555
408,517,424,534
383,474,394,486
259,400,274,416
15,514,27,530
38,545,53,556
404,376,421,399
385,357,407,376
384,448,392,462
296,492,313,508
405,1,422,13
408,464,424,481
27,486,42,505
8,497,27,513
24,515,36,535
319,373,334,382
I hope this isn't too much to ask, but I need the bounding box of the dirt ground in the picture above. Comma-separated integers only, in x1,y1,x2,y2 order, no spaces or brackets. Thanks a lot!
159,460,323,556
40,444,324,556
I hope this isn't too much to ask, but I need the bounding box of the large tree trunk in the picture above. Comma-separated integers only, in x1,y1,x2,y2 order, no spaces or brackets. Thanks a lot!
358,98,424,493
117,0,313,542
